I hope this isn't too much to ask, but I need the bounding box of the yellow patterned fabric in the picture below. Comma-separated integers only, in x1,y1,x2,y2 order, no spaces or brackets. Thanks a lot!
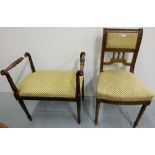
18,71,83,98
106,32,138,49
97,70,154,102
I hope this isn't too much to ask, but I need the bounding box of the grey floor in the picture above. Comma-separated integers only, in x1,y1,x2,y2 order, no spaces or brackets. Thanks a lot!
0,92,155,128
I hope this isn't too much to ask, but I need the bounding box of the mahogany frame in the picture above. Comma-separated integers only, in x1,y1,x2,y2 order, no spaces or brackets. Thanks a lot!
95,28,151,127
1,52,86,124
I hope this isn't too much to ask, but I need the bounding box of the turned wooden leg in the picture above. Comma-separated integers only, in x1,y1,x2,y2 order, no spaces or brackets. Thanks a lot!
95,100,101,125
133,104,148,128
77,100,81,124
18,100,32,121
82,79,84,101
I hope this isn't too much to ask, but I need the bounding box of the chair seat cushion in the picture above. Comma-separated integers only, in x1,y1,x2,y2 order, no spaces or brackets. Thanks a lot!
97,70,154,102
18,71,83,98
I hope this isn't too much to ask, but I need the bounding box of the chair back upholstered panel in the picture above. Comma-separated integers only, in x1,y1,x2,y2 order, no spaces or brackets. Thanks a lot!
100,28,143,72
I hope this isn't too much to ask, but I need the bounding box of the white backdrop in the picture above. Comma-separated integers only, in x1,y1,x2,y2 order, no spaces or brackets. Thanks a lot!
0,27,155,96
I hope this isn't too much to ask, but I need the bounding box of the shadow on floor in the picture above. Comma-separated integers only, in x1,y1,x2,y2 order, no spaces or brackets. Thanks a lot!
0,92,154,128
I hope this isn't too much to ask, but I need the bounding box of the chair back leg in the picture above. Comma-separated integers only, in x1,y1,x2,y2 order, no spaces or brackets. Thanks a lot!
18,100,32,121
133,104,148,128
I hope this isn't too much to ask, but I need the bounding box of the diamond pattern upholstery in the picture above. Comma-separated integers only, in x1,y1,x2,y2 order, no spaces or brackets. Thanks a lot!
97,70,154,102
106,32,138,49
18,71,83,98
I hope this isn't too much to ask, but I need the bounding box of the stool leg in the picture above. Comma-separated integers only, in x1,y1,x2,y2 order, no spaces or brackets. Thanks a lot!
18,100,32,121
77,100,81,124
95,100,100,125
82,79,84,101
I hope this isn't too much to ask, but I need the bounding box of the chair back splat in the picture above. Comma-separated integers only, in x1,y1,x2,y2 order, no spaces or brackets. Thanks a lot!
100,28,143,73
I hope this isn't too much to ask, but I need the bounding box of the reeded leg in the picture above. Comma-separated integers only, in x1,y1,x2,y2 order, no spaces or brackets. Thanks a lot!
133,104,148,128
82,79,84,101
18,100,32,121
77,100,81,124
95,100,101,125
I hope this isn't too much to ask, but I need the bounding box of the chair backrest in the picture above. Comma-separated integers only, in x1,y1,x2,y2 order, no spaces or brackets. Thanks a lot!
100,28,143,72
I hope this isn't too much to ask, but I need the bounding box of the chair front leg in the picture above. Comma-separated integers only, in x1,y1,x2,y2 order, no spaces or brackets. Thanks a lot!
133,104,148,128
18,100,32,121
77,99,81,124
95,99,101,125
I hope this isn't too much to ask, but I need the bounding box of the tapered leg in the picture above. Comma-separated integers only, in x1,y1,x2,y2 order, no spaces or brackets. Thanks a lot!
18,100,32,121
77,100,81,124
95,100,101,125
133,104,148,128
82,79,84,101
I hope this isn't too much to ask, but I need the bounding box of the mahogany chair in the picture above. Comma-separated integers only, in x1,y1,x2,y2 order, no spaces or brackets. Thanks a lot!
1,52,85,124
95,28,154,127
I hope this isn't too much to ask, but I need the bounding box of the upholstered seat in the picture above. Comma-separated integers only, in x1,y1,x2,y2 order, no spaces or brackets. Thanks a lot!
18,71,83,98
97,70,154,102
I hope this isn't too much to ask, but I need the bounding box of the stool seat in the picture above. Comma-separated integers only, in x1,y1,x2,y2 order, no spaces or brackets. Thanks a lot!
18,70,83,98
